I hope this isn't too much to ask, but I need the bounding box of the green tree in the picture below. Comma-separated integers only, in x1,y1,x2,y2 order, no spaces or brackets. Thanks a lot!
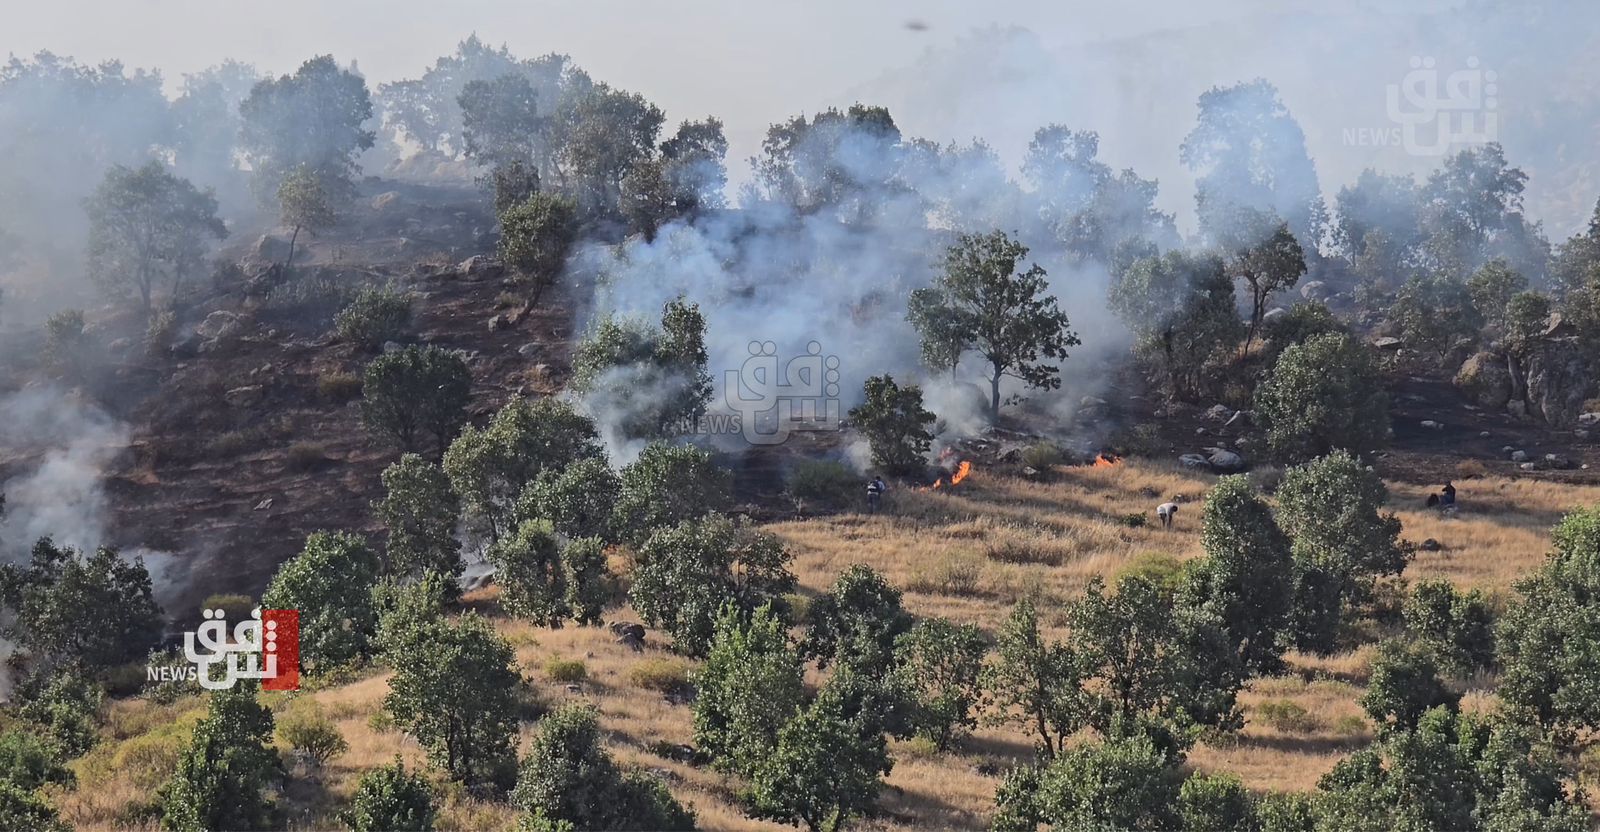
0,538,163,670
14,668,104,757
907,231,1080,419
1108,251,1244,401
277,164,337,268
569,299,713,441
517,456,620,542
847,376,935,475
1467,259,1529,335
362,345,473,455
487,519,569,627
384,613,520,789
341,758,437,832
0,730,73,790
458,74,541,170
1260,302,1347,368
498,193,578,305
611,442,730,544
444,396,604,541
555,82,666,216
239,54,375,200
1359,639,1459,734
85,161,227,316
991,735,1181,832
1388,273,1483,359
693,603,805,776
261,531,381,671
801,565,912,672
1185,475,1294,673
748,667,893,832
893,617,987,750
1229,222,1307,352
1179,773,1258,832
630,513,795,656
158,687,281,832
375,455,464,595
982,597,1082,757
1276,451,1409,653
560,536,613,626
1254,333,1390,462
511,704,694,831
1497,506,1600,740
1403,578,1496,676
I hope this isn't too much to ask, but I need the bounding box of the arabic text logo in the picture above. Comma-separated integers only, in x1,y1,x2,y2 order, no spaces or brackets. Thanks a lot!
722,340,842,445
1384,56,1498,156
156,607,300,690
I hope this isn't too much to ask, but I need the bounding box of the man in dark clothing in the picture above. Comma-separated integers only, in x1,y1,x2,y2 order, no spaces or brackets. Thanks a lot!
1441,481,1457,510
866,476,886,514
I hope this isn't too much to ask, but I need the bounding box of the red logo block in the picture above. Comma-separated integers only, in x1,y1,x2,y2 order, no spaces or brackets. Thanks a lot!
262,609,300,691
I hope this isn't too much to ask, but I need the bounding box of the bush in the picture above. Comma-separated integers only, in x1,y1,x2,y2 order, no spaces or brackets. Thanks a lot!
44,308,90,375
984,539,1064,566
544,657,588,683
1117,512,1148,528
335,285,412,351
631,513,795,656
285,441,328,471
145,308,177,357
1255,332,1389,462
362,345,473,454
277,706,348,767
341,758,437,832
628,658,693,694
906,552,984,597
848,375,936,475
317,370,363,402
1020,441,1065,469
786,459,859,505
1254,700,1319,733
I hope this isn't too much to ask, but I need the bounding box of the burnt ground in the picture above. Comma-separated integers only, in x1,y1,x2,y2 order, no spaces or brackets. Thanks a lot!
3,178,1598,624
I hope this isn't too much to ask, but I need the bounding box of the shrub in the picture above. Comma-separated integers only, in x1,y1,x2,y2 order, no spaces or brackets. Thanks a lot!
145,308,177,357
1020,441,1065,469
984,539,1064,566
335,285,413,350
544,657,587,683
285,441,328,471
1117,512,1148,528
628,658,693,694
362,345,473,454
317,370,363,402
277,706,348,767
1254,699,1319,733
341,758,437,832
44,308,90,375
906,552,984,597
848,375,936,475
786,459,859,506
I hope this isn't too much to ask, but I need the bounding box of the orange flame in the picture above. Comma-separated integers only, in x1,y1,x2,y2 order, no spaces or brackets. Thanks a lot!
1093,453,1121,468
921,459,973,491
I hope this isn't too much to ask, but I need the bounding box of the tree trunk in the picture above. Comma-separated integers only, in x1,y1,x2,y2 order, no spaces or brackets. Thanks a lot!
989,363,1003,422
285,225,302,270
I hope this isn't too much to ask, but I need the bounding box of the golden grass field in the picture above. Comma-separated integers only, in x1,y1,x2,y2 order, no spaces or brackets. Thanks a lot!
56,459,1600,831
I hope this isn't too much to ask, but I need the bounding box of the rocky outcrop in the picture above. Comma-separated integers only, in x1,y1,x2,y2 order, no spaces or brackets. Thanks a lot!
1454,351,1513,409
1524,337,1593,428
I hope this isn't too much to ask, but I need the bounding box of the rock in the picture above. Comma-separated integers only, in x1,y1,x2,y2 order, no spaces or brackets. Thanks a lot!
1543,312,1578,338
1299,280,1330,300
1545,453,1574,470
1502,445,1515,454
196,311,241,340
1421,420,1443,430
1419,538,1442,552
252,234,291,262
224,385,265,408
1195,427,1209,436
488,313,508,332
1520,461,1539,471
382,341,403,353
1524,337,1593,427
1206,448,1246,472
370,191,405,212
1454,351,1514,410
107,337,132,354
1373,336,1404,350
1204,404,1234,422
1179,453,1211,470
1479,431,1491,439
565,684,582,694
1579,412,1600,427
458,255,505,279
1262,307,1288,324
517,343,540,358
1224,409,1252,429
253,498,273,511
1510,450,1529,462
1577,429,1590,440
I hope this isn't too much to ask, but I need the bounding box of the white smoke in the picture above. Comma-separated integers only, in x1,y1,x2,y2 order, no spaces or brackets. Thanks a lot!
0,386,128,561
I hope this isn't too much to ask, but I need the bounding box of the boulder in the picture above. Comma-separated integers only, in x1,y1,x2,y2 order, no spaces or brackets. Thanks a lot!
1204,404,1234,422
1510,449,1529,463
1374,336,1404,351
370,191,405,212
252,234,291,262
1205,448,1246,472
1299,280,1330,300
1179,453,1211,470
1419,538,1442,552
1524,338,1594,427
195,311,241,340
1224,409,1252,429
1579,412,1600,427
1454,351,1513,410
1421,420,1443,430
1262,307,1289,324
458,255,506,279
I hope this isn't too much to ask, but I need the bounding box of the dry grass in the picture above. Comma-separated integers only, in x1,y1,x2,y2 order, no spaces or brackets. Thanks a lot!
56,459,1599,830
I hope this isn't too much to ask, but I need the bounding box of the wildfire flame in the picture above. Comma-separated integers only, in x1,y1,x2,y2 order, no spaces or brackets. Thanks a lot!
923,459,974,491
1093,453,1122,468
